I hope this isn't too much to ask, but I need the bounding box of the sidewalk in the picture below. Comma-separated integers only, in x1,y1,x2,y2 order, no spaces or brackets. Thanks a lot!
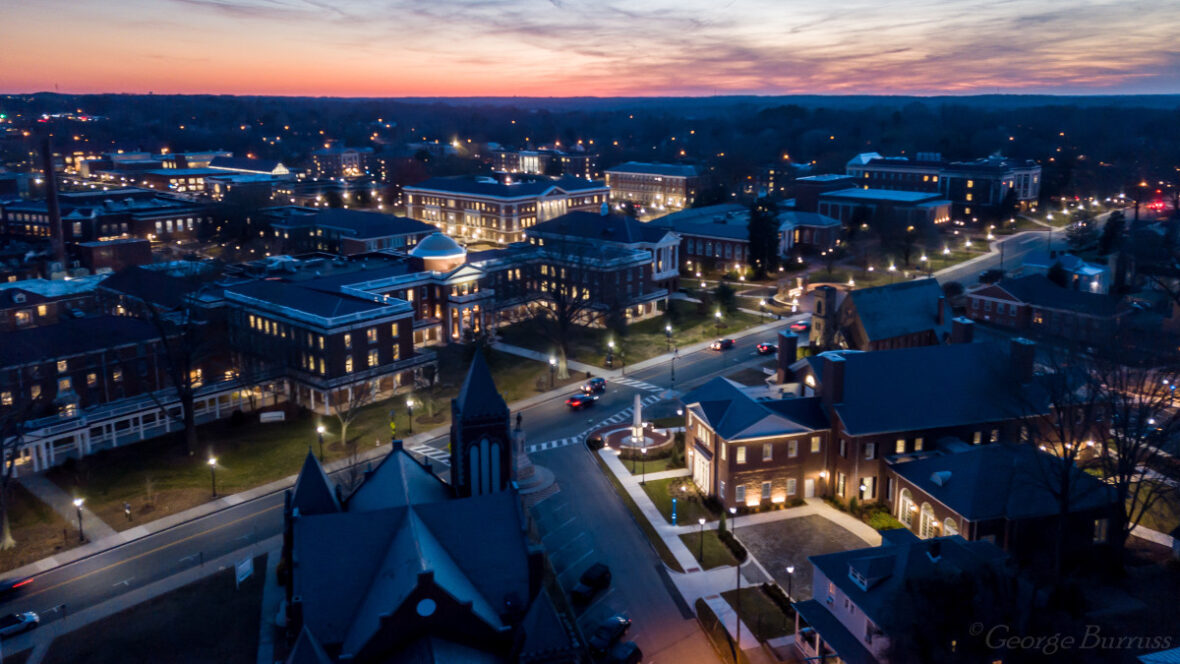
5,370,614,582
10,534,282,662
17,473,117,541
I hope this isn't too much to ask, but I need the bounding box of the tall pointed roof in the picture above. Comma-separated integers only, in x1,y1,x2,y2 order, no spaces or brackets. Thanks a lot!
347,444,452,512
455,350,508,420
291,450,340,516
286,626,333,664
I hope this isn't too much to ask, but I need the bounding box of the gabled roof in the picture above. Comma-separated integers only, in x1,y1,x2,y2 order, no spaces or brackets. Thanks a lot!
809,535,1007,635
820,188,946,204
682,377,828,441
225,279,391,319
845,278,948,343
777,210,842,228
988,274,1122,317
347,444,452,512
818,342,1046,436
0,316,158,367
286,627,333,664
312,209,434,239
530,211,672,245
888,443,1115,521
455,351,509,420
291,451,340,516
405,175,604,198
209,155,285,173
605,161,700,177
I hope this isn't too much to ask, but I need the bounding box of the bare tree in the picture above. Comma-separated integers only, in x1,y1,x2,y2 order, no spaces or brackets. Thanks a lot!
329,379,376,453
1011,343,1109,580
1089,346,1180,557
0,392,43,550
532,231,609,379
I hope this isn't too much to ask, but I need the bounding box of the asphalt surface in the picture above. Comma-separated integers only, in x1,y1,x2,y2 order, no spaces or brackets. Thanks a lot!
0,316,805,657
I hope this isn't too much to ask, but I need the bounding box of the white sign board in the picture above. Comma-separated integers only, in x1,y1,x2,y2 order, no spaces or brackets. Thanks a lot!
259,411,286,423
236,557,254,587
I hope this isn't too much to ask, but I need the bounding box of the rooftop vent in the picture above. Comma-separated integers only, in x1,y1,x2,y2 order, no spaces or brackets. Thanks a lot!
930,471,952,487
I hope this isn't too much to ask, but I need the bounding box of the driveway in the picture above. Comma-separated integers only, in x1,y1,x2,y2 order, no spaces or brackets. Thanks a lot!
735,514,869,601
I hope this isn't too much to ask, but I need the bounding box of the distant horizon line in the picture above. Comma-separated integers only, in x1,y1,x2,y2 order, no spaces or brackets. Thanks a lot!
6,91,1180,100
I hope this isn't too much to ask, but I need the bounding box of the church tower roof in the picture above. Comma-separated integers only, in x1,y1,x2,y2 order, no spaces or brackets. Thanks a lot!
291,450,340,516
455,350,508,420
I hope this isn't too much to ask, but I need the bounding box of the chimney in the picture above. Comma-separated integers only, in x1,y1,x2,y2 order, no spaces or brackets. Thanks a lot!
936,295,947,326
1010,338,1036,384
39,134,65,267
821,353,846,406
391,438,403,451
776,331,798,383
950,317,974,344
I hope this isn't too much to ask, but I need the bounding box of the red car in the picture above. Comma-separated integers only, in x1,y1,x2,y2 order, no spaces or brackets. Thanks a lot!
790,320,810,332
756,342,777,355
710,338,735,351
566,394,598,410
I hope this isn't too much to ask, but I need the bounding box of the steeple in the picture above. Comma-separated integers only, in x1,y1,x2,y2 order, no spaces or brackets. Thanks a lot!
450,350,513,497
290,450,340,516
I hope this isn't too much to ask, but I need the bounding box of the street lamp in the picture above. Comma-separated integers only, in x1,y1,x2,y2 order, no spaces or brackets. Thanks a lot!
641,446,648,485
548,355,556,389
759,299,767,323
406,397,415,435
698,517,706,562
607,340,615,369
208,457,218,498
786,565,796,601
665,323,673,351
73,497,85,542
316,425,326,462
714,310,723,334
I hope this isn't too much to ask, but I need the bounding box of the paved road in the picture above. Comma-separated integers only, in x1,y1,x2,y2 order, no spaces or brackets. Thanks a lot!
0,317,805,657
935,231,1063,288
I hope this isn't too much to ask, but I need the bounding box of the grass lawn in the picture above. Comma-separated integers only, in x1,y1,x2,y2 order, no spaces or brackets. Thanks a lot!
591,452,684,573
0,483,78,573
497,300,763,368
45,347,569,533
623,454,684,476
42,555,266,664
641,477,718,525
649,415,685,429
721,586,794,642
1136,489,1180,535
725,366,771,387
680,529,740,570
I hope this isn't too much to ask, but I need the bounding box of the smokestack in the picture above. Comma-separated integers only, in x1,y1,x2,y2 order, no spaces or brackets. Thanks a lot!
1010,338,1036,384
821,353,846,406
39,134,65,267
776,330,798,383
950,317,974,344
936,295,947,326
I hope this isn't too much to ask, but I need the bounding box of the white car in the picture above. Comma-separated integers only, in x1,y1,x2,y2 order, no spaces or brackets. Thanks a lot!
0,612,39,637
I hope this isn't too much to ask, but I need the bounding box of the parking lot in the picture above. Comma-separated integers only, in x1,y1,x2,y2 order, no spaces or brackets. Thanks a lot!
735,514,873,601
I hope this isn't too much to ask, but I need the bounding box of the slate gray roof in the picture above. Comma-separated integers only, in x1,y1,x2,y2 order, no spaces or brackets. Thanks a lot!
530,211,672,245
99,265,210,309
991,274,1122,317
290,451,341,516
209,155,284,173
819,342,1045,436
778,210,842,228
225,280,390,319
846,278,948,343
605,161,700,177
682,377,829,441
347,444,452,511
821,188,945,203
455,351,509,420
405,175,604,198
888,443,1115,521
312,209,435,239
808,535,1007,638
0,316,158,367
793,599,876,664
286,627,333,664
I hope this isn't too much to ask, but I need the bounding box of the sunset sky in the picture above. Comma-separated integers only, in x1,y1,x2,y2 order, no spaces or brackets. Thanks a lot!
2,0,1178,97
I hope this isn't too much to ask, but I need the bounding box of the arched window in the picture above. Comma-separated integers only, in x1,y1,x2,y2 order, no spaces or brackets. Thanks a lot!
898,489,915,528
943,518,959,536
919,503,937,539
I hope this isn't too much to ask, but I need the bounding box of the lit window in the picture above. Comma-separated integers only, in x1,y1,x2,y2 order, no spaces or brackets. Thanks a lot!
345,356,354,373
915,437,924,451
344,333,352,349
30,385,41,399
896,438,905,454
366,328,377,344
58,377,71,392
972,431,983,445
736,485,746,503
113,368,123,382
57,360,68,373
966,180,973,188
763,443,773,461
736,446,746,464
811,436,821,453
0,391,11,406
761,482,771,500
37,305,48,317
368,350,379,367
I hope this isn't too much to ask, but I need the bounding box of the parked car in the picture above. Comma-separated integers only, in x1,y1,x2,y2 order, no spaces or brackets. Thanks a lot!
0,612,38,637
566,394,598,410
587,613,632,656
756,342,777,355
710,338,735,351
790,320,810,332
582,377,607,394
570,562,611,604
606,641,642,664
0,576,33,599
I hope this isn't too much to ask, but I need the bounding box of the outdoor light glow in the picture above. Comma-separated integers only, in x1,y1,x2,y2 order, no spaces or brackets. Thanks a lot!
316,425,326,434
73,498,84,508
208,457,217,467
